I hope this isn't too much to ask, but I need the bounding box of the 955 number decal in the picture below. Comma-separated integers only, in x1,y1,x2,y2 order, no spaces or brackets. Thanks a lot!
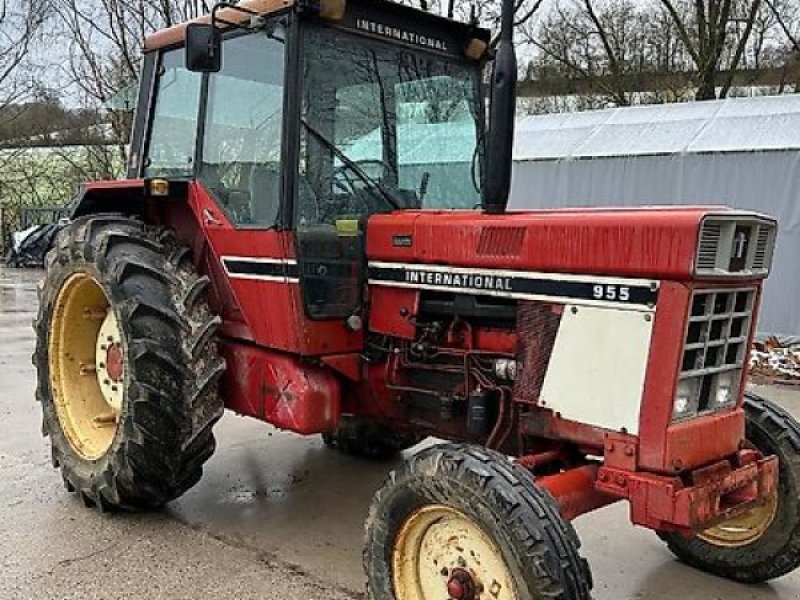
592,284,630,302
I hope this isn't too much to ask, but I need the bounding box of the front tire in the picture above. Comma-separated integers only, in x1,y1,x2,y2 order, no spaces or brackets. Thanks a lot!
364,444,593,600
34,215,225,510
660,393,800,582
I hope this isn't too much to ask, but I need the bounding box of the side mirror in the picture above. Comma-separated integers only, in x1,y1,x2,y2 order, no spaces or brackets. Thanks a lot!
185,23,222,73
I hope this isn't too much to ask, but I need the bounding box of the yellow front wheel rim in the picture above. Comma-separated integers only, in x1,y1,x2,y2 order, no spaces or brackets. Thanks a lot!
48,273,123,460
392,505,517,600
697,493,779,548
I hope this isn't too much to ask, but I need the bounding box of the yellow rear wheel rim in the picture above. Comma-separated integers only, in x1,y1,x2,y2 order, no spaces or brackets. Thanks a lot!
48,272,123,460
697,492,779,548
392,505,517,600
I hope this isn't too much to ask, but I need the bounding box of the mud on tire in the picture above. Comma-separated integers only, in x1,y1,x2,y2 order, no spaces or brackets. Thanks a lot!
660,392,800,582
34,215,225,510
364,443,593,600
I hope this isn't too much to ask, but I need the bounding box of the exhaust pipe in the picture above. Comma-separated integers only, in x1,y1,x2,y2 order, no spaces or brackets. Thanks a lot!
482,0,517,215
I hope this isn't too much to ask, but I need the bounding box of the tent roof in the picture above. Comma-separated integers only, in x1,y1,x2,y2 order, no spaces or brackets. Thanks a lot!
515,94,800,161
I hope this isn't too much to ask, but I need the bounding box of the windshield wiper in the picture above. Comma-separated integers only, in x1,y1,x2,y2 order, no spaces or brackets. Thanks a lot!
300,118,403,211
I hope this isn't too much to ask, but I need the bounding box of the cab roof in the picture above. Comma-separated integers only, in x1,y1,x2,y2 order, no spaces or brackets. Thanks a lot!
143,0,488,55
144,0,294,51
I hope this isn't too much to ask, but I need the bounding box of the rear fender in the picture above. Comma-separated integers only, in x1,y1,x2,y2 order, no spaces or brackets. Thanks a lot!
70,179,191,220
70,180,147,219
68,178,252,341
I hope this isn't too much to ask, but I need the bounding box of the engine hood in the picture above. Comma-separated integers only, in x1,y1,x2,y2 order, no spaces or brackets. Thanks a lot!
366,206,743,280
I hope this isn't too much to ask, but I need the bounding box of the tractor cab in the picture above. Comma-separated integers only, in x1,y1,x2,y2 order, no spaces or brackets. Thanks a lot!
124,0,493,350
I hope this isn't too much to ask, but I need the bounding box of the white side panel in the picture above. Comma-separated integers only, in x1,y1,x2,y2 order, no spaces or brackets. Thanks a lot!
539,305,654,435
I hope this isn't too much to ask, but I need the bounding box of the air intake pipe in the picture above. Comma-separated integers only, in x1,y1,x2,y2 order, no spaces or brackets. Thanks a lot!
482,0,517,215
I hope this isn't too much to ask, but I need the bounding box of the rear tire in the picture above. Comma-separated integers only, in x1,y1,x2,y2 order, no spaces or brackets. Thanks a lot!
364,443,593,600
659,392,800,582
34,215,225,510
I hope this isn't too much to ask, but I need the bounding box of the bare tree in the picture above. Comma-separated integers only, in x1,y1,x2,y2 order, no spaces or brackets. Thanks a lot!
658,0,764,99
0,0,48,137
0,0,49,248
762,0,800,52
525,0,800,109
398,0,546,39
49,0,210,175
0,0,48,117
524,0,686,107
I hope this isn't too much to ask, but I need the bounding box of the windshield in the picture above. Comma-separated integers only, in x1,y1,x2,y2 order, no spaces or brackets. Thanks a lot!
297,24,484,226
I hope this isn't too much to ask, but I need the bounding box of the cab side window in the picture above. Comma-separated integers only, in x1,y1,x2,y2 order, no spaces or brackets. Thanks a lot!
145,50,202,178
199,30,286,227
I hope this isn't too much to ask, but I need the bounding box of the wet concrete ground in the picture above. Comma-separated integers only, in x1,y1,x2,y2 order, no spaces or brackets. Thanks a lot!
1,265,798,600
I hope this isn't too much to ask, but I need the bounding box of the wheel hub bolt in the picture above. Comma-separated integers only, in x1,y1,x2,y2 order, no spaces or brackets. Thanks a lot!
447,568,476,600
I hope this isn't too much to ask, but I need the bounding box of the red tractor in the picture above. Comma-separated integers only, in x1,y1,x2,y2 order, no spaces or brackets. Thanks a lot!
35,0,800,598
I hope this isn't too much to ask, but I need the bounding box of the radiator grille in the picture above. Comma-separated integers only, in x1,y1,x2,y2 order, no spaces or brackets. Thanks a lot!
514,301,561,405
477,226,526,257
676,288,755,419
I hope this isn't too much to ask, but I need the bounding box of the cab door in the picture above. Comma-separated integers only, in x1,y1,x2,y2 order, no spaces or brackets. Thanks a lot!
195,26,297,348
293,25,399,323
144,22,299,350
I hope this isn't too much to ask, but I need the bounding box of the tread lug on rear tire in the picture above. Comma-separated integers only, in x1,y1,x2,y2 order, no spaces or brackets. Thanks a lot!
659,392,800,582
34,215,225,511
364,443,593,600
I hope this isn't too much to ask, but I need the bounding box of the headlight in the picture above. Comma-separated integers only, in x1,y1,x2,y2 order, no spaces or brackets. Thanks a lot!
715,385,732,406
712,370,739,409
672,379,700,421
673,370,740,422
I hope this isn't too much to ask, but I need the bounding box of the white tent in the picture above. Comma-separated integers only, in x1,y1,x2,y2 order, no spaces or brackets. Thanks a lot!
509,95,800,336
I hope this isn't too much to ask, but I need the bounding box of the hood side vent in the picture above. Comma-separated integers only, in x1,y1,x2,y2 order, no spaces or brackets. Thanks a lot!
477,226,526,257
752,224,771,270
697,221,722,271
695,215,776,278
